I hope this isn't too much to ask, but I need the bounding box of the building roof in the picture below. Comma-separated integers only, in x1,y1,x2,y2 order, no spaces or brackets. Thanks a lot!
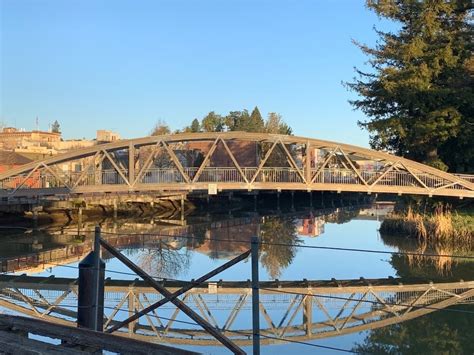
0,151,33,165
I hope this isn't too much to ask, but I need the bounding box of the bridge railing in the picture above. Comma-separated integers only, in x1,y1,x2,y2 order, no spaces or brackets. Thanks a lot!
454,174,474,183
1,167,472,192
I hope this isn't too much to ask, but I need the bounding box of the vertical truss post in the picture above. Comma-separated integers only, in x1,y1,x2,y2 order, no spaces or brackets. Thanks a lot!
128,287,135,335
128,143,135,186
251,236,260,355
303,292,312,336
305,141,311,186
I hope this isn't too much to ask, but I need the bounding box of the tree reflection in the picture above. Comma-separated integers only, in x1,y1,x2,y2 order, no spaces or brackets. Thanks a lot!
380,233,474,280
259,216,301,279
353,305,474,354
324,208,360,224
126,239,191,279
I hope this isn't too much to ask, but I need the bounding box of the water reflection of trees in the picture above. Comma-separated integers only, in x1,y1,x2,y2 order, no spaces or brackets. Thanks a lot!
380,233,474,280
324,208,360,224
124,240,191,279
353,304,474,354
260,216,301,279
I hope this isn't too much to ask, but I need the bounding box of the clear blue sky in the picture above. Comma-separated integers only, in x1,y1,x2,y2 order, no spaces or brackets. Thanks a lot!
1,0,395,146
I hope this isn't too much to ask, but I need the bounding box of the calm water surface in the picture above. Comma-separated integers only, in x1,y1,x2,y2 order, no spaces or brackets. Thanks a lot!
1,203,473,354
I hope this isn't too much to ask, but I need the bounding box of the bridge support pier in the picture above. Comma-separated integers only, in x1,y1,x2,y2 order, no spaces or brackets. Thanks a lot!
277,192,280,212
291,191,295,211
253,193,257,212
309,191,313,209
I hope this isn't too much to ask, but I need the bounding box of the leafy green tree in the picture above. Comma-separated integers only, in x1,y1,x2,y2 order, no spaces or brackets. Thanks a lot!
190,118,201,133
151,120,171,136
346,0,473,171
223,111,241,131
202,111,224,132
51,120,60,133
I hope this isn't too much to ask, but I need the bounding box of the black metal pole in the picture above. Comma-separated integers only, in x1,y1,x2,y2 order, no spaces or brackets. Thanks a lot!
251,236,260,355
92,226,101,331
78,226,104,331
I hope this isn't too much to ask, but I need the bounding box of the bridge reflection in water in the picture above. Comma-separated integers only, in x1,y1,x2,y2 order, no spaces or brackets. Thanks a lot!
0,275,472,347
1,206,472,350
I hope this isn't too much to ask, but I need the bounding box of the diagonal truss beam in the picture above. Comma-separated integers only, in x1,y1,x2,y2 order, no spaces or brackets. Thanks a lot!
399,162,429,189
278,139,306,183
102,149,130,186
192,137,220,183
370,161,400,187
250,140,279,184
10,163,42,195
311,146,339,183
220,138,249,183
338,148,368,186
133,141,162,185
40,163,72,190
101,237,248,354
161,141,191,183
72,151,101,188
99,238,245,354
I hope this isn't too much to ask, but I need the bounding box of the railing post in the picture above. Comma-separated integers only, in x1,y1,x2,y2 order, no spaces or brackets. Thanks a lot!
251,236,260,355
78,226,105,331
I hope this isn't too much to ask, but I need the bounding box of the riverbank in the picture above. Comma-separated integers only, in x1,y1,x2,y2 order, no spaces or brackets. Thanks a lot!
380,207,473,242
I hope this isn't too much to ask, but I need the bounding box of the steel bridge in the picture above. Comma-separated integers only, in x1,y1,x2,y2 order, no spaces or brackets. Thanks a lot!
0,274,472,347
1,132,473,200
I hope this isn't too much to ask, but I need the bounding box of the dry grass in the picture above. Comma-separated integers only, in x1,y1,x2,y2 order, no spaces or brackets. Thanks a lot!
380,206,473,243
380,206,473,274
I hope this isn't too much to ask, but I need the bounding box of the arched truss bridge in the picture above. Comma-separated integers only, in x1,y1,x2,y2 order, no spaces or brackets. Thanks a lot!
1,132,473,199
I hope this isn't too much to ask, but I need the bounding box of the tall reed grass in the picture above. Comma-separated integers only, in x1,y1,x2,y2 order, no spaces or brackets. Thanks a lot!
380,206,473,243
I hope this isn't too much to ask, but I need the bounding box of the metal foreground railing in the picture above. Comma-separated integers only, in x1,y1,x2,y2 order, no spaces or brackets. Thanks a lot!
0,272,472,347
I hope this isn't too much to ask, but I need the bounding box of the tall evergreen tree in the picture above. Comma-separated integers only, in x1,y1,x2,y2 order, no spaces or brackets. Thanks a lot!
190,118,200,132
249,106,265,132
346,0,473,171
51,120,60,133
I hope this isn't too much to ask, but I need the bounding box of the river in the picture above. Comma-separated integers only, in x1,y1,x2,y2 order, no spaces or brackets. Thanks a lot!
0,200,473,354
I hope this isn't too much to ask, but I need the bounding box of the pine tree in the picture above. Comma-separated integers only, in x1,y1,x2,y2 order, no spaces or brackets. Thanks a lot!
51,120,60,133
249,106,265,132
346,0,473,171
190,118,200,133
